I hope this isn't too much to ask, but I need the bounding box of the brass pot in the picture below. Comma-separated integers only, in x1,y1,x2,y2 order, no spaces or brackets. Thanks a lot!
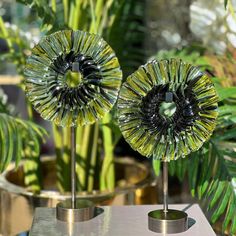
0,156,156,235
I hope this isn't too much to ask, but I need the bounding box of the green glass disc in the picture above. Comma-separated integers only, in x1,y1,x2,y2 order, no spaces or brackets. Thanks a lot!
118,59,218,161
24,30,122,127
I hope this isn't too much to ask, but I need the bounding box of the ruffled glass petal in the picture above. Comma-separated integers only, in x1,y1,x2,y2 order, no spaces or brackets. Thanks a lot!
118,59,218,161
24,30,122,127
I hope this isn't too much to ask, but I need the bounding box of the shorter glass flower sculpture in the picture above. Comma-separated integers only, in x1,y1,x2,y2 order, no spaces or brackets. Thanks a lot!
25,30,122,127
118,59,218,161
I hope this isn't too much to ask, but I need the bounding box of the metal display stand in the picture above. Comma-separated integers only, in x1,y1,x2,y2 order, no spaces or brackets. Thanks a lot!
29,204,216,236
56,127,95,222
148,162,188,233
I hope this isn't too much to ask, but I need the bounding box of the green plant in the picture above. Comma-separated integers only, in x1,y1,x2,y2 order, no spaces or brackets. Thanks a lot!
0,0,145,193
0,88,47,192
154,47,236,235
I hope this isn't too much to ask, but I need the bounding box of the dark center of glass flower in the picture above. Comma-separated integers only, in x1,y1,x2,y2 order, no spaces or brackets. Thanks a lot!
48,52,102,108
53,52,102,85
141,84,199,136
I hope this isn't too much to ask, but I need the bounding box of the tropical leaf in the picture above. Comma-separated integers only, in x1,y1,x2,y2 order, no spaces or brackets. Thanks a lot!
0,88,47,191
216,87,236,101
20,118,48,192
169,86,236,235
0,113,47,171
170,145,236,235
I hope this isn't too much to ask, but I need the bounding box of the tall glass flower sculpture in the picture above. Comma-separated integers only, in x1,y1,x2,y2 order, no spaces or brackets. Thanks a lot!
24,30,122,222
24,30,122,127
118,59,218,161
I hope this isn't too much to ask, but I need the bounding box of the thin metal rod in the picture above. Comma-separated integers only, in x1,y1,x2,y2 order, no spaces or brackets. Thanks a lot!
71,126,76,209
163,161,168,213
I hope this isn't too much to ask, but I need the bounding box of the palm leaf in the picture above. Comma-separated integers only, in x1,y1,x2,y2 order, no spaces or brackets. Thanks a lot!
0,113,47,171
0,88,47,191
170,145,236,234
169,86,236,235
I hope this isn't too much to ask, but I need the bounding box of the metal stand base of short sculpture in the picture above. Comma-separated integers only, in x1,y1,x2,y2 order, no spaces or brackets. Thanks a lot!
148,161,188,234
56,199,95,222
148,209,188,234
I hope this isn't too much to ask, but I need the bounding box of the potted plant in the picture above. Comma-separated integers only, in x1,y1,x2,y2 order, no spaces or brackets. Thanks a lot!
0,0,155,235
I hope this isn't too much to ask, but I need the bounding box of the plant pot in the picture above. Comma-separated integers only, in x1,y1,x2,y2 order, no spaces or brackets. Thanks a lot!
0,156,156,235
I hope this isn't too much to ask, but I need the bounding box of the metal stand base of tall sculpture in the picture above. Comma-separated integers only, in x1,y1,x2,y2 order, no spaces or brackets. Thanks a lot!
56,127,96,222
148,162,188,233
56,199,95,222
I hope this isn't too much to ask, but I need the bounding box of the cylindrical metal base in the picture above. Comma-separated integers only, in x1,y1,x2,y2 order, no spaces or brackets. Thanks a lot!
56,199,95,222
148,209,188,234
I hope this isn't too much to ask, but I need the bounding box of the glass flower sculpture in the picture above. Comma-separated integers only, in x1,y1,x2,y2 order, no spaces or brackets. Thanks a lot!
24,30,122,127
118,59,218,161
